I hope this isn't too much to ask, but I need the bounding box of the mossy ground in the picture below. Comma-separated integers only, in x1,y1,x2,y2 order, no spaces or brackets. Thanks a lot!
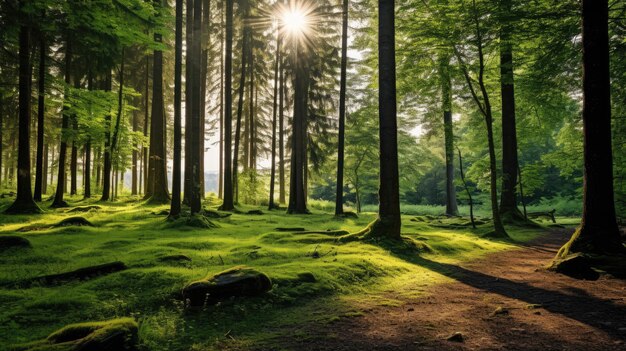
0,194,574,350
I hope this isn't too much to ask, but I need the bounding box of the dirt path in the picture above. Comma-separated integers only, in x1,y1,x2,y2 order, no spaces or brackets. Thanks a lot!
273,230,626,350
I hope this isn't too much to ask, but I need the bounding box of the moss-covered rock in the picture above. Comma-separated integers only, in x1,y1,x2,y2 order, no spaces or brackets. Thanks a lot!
11,318,138,351
0,236,32,252
182,266,272,307
54,217,94,228
66,206,102,213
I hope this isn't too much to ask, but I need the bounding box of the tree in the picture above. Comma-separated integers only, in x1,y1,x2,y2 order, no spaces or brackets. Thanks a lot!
147,0,170,204
33,31,46,202
268,33,281,210
5,20,41,214
355,0,401,239
438,52,459,217
219,0,235,211
334,0,349,216
51,37,72,208
555,0,625,257
170,0,184,218
498,0,524,223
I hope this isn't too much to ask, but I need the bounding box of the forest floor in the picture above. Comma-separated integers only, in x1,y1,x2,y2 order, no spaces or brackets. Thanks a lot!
0,195,624,350
268,229,626,351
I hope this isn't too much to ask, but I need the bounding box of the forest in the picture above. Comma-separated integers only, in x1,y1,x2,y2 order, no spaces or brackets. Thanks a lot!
0,0,625,350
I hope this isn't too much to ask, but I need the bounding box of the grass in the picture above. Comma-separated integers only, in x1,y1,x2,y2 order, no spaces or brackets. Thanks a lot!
0,194,577,350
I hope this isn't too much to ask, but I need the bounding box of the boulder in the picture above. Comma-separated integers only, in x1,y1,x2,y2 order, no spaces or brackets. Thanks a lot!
0,236,31,252
182,266,272,307
13,318,138,351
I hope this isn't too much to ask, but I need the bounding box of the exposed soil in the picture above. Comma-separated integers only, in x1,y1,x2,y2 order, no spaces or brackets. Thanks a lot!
269,229,626,350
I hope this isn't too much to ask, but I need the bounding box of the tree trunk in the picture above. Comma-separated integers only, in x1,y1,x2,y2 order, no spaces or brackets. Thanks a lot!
184,0,194,205
278,56,286,205
100,70,113,202
6,23,41,214
233,15,250,204
498,0,524,223
51,37,72,208
365,0,401,238
287,42,309,214
170,0,184,218
269,35,281,210
557,0,624,256
34,35,46,202
439,54,459,216
199,0,210,199
0,93,3,187
148,7,171,204
335,0,349,216
109,48,126,197
189,0,203,213
219,0,235,211
218,2,224,199
143,55,150,196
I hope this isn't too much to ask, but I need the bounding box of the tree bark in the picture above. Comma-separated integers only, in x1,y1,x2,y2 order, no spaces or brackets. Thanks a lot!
438,53,459,216
269,35,281,210
100,70,113,202
278,56,286,205
148,4,171,204
498,0,524,222
51,37,72,208
218,1,224,199
184,0,194,205
170,0,184,218
335,0,349,216
287,42,309,214
557,0,624,256
143,55,150,196
34,34,46,202
233,11,250,204
219,0,235,211
364,0,401,238
189,0,203,213
6,23,41,214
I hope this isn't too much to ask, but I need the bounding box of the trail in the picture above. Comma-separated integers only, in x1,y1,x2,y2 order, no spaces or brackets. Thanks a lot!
271,229,626,350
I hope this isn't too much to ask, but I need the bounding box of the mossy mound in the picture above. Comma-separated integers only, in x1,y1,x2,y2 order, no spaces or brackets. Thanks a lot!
26,261,127,287
0,236,32,252
182,266,272,307
275,227,306,232
166,215,219,229
53,217,94,228
157,254,192,263
11,318,138,351
247,210,264,215
336,211,358,219
202,210,232,219
66,206,102,213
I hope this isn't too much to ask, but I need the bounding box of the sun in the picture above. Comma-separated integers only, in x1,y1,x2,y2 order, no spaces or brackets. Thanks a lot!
281,9,308,36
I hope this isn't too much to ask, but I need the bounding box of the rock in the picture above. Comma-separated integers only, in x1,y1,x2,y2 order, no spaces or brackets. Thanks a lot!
67,206,102,213
0,236,31,252
54,217,94,228
13,318,138,351
550,253,600,280
446,332,464,343
182,266,272,307
297,272,316,283
27,261,127,286
247,210,264,215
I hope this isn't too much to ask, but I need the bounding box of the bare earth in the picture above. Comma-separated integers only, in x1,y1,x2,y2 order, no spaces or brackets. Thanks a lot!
273,229,626,350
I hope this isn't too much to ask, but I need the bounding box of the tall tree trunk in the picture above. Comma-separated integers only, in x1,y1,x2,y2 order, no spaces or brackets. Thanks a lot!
132,109,138,195
143,55,150,196
148,1,170,204
218,1,224,199
51,37,72,208
0,93,3,187
269,35,281,210
199,0,210,198
498,0,523,222
6,23,41,214
189,0,203,213
335,0,349,216
363,0,401,238
278,56,286,204
70,73,80,196
439,53,459,216
42,143,48,194
170,0,184,218
184,0,194,205
233,15,250,204
287,41,309,214
219,0,235,211
100,70,113,201
34,34,46,202
84,141,91,198
556,0,624,256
